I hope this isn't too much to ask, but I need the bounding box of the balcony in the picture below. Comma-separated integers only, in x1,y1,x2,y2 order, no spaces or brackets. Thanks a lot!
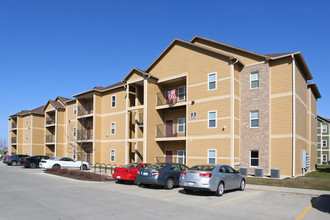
156,90,186,109
46,117,55,126
11,137,17,144
11,122,17,130
77,129,93,142
156,123,186,141
135,113,143,127
78,105,93,117
45,135,55,143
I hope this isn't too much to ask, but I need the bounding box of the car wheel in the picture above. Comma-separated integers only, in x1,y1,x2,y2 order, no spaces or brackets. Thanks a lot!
183,188,193,193
165,178,174,190
10,161,17,166
134,179,140,185
215,181,224,196
52,164,61,169
239,179,245,191
81,164,87,170
30,163,36,169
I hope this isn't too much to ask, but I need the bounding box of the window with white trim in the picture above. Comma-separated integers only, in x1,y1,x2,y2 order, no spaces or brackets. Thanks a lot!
250,150,259,167
73,149,76,161
73,127,77,138
322,124,327,133
250,111,259,128
250,71,259,89
208,111,217,128
177,118,186,133
26,117,29,125
111,122,116,135
25,133,29,141
322,140,327,148
111,95,116,108
208,149,216,164
73,105,77,115
208,73,217,90
322,154,327,163
178,86,186,101
110,149,115,162
177,150,186,164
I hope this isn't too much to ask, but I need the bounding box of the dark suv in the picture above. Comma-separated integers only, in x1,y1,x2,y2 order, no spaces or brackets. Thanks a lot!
5,154,30,166
23,156,50,168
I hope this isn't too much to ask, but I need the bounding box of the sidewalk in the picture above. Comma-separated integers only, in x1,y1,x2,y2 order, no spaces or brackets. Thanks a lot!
246,184,330,196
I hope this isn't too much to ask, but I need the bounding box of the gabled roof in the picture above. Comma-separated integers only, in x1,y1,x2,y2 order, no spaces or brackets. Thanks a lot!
42,100,65,112
30,105,46,115
317,115,330,123
56,96,72,105
122,68,159,82
73,82,126,97
146,38,244,73
9,105,45,117
307,83,321,99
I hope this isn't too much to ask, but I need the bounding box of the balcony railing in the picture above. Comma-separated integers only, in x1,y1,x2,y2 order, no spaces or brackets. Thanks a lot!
135,113,143,126
156,91,186,106
46,117,55,125
45,135,55,143
78,105,93,116
77,129,93,141
156,156,186,165
11,122,17,129
11,137,17,144
156,123,186,138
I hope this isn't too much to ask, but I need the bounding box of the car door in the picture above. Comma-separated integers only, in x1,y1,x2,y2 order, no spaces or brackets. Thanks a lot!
59,158,69,168
226,166,241,189
170,164,182,185
219,166,233,190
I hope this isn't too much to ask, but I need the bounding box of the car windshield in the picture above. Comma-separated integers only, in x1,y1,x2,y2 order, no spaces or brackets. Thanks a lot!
146,163,167,169
189,165,216,171
124,163,140,168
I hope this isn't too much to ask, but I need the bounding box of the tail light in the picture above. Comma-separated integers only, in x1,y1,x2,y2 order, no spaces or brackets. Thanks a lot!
152,171,162,176
180,172,186,176
5,156,9,160
137,171,141,175
199,173,212,178
23,159,28,162
124,170,131,173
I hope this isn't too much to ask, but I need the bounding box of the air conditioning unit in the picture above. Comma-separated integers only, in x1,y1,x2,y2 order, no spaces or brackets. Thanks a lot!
271,168,280,178
254,168,264,177
240,167,248,176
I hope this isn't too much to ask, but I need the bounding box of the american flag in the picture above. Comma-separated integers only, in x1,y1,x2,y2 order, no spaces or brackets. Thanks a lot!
167,89,177,102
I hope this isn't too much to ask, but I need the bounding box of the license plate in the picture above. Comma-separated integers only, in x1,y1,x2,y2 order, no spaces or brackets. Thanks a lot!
143,172,148,176
117,176,121,179
187,182,194,186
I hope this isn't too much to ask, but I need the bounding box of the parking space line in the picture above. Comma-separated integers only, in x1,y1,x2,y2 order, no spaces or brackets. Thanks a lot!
212,191,263,206
155,192,179,197
295,197,322,220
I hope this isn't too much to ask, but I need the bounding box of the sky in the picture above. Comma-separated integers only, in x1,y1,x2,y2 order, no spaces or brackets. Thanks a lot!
1,0,330,145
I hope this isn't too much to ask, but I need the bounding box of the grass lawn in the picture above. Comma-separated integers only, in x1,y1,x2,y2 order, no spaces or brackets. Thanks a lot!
246,168,330,191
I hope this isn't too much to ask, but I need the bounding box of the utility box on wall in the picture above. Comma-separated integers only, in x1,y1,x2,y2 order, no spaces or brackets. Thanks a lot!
302,150,310,170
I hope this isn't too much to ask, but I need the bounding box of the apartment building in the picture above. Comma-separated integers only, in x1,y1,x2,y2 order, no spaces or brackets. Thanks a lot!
317,115,330,164
8,106,45,156
8,36,321,177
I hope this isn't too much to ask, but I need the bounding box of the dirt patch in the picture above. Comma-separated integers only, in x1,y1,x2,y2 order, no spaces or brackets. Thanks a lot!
45,168,115,181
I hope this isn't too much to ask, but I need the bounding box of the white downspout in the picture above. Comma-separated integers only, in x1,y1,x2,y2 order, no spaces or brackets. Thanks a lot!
292,55,296,177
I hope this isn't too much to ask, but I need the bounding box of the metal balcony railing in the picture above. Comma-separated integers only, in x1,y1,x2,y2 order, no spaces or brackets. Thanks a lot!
45,135,55,143
156,91,186,106
11,137,17,143
11,122,17,129
46,117,55,125
77,129,93,141
155,156,186,165
156,123,186,138
135,113,143,126
78,105,93,116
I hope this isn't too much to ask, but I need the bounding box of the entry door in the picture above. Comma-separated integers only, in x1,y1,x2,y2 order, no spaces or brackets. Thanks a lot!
166,120,173,137
166,151,173,163
86,150,91,163
87,127,91,140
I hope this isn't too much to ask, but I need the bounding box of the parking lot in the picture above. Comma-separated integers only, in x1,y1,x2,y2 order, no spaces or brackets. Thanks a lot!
1,163,329,220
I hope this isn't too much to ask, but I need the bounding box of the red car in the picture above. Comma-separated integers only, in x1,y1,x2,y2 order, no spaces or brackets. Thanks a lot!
113,163,150,182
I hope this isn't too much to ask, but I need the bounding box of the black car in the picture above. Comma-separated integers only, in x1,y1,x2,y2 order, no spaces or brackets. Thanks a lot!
5,154,30,166
23,155,50,168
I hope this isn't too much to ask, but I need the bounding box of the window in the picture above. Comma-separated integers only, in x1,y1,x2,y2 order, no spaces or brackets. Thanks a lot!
250,111,259,128
110,149,115,162
250,150,259,167
190,112,197,119
322,140,327,148
177,150,186,164
111,95,116,108
178,86,186,101
25,133,28,141
111,122,116,135
26,117,29,125
208,111,217,128
73,149,76,161
73,105,77,115
177,118,186,133
208,73,217,90
250,71,259,89
322,124,327,133
73,128,76,138
25,149,29,155
208,149,216,164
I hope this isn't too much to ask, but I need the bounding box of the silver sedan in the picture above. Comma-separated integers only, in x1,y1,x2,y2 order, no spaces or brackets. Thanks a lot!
179,164,245,196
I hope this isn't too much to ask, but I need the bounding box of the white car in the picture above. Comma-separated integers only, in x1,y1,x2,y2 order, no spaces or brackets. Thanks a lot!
39,157,89,170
